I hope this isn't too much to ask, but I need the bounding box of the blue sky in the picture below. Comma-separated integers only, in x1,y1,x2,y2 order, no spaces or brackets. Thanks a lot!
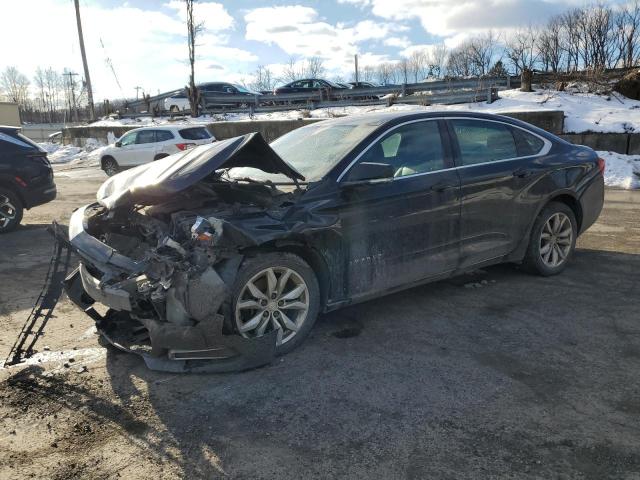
1,0,626,99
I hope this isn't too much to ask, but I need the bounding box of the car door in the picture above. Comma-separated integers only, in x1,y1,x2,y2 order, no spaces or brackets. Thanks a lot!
114,131,139,166
119,130,156,166
337,119,461,298
154,129,177,156
447,118,550,268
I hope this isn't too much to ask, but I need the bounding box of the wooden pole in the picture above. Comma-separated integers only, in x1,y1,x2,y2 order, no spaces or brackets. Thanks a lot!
74,0,96,121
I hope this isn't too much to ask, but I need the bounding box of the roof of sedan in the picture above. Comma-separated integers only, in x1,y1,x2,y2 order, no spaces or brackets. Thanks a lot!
324,110,515,126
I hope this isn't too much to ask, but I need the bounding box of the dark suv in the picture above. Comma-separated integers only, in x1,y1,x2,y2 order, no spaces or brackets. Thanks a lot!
0,126,56,233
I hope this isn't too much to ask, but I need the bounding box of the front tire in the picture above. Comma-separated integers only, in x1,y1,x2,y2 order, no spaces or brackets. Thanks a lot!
102,156,119,176
0,189,23,233
523,201,577,276
229,252,320,355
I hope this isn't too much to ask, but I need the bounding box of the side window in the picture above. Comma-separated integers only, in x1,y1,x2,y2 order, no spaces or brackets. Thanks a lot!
451,119,518,165
512,128,545,157
156,130,174,142
136,130,156,144
354,121,445,178
119,131,137,146
291,81,303,88
222,85,235,93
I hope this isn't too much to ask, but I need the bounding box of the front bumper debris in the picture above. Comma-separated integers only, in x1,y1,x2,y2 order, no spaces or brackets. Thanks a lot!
60,213,278,373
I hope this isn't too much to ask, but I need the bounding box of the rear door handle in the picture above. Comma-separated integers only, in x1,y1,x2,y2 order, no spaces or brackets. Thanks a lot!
430,181,457,192
513,168,534,178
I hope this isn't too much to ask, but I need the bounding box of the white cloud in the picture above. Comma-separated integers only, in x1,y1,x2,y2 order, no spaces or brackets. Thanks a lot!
244,6,402,76
0,0,252,100
352,0,571,37
384,37,411,48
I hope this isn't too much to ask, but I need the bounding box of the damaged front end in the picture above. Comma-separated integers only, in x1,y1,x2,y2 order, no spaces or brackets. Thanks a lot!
61,133,308,372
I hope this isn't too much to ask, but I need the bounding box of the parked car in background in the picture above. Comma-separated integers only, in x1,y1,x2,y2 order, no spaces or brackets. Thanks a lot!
100,125,215,176
274,79,349,94
164,83,262,112
63,111,604,371
0,125,56,233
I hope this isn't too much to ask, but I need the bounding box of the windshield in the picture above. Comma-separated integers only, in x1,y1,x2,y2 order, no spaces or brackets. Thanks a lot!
234,84,256,94
227,120,380,183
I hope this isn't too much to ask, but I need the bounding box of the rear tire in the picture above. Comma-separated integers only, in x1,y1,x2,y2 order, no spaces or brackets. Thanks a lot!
0,188,23,233
227,252,320,356
102,156,119,176
523,201,577,276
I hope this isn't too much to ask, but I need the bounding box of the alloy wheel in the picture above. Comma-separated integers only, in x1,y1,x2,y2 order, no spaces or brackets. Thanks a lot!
235,267,310,345
0,194,17,229
539,212,573,268
103,160,118,176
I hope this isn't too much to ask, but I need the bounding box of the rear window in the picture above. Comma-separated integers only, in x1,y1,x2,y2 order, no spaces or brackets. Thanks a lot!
512,128,545,157
179,127,211,140
156,130,174,141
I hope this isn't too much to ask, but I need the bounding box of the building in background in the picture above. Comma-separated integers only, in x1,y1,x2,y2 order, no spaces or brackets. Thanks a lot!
0,102,20,126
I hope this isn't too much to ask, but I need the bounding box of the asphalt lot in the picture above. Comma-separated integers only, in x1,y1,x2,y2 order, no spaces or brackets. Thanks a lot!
0,166,639,479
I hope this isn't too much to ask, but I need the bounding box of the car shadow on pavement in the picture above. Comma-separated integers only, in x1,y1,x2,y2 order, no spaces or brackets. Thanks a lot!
94,247,640,479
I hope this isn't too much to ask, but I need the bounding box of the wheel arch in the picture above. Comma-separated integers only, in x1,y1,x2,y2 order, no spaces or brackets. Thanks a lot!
154,153,169,161
241,241,331,311
100,154,117,169
510,191,583,263
0,180,25,208
547,192,583,232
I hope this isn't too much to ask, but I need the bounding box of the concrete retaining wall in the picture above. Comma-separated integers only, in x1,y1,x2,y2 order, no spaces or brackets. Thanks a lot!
62,119,324,147
61,111,639,155
500,110,564,135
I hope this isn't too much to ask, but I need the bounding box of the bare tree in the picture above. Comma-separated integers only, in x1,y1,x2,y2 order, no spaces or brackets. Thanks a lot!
539,16,565,72
249,65,276,92
1,67,30,105
282,57,304,83
615,1,640,68
506,26,540,74
408,50,428,82
468,30,502,76
361,65,376,82
305,57,326,78
185,0,203,117
428,44,448,78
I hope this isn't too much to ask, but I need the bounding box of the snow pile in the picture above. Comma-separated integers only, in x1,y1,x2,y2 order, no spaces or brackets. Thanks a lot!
597,151,640,189
88,90,640,134
39,138,108,167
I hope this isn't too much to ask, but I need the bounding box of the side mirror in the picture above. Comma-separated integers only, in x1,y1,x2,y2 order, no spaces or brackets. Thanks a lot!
343,162,394,184
115,141,122,147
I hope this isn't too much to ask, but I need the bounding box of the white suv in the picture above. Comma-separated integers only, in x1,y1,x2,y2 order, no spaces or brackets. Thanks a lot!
100,125,215,176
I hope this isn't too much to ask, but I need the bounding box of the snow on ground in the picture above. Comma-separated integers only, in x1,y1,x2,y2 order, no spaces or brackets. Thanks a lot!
89,89,640,134
39,138,108,167
598,151,640,189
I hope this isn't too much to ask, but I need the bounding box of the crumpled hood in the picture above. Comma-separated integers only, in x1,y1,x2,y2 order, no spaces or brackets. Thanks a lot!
97,132,304,210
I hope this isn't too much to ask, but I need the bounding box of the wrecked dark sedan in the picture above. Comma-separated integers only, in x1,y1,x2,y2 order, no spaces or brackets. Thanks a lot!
62,112,605,372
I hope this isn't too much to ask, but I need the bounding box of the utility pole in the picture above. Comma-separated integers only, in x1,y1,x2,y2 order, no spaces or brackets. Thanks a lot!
74,0,95,120
134,86,142,100
354,54,359,84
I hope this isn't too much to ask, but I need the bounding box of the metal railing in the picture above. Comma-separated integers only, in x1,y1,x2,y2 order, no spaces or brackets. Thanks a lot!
122,76,510,117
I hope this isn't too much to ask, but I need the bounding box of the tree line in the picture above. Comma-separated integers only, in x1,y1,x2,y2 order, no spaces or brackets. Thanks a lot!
248,2,640,90
2,1,639,121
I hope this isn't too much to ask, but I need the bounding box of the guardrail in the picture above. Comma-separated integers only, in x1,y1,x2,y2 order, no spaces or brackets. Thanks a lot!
123,76,509,117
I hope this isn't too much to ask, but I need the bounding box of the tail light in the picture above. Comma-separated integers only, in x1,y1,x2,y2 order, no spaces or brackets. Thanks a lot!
597,157,605,175
14,176,28,187
175,143,195,151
